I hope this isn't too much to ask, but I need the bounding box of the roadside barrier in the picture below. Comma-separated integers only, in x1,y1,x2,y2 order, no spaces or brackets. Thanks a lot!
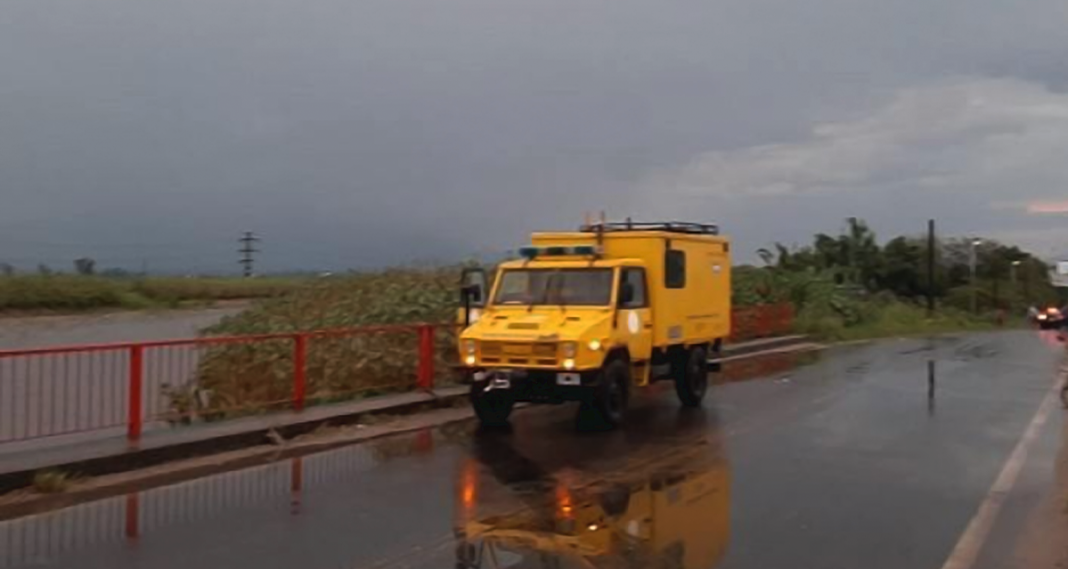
0,304,791,447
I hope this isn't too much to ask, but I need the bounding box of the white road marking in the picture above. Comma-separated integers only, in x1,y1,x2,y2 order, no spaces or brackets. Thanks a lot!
939,381,1061,569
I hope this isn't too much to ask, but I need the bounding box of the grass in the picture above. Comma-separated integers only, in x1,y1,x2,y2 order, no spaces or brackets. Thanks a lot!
32,470,73,494
172,268,461,422
735,266,1012,342
794,298,1005,342
132,277,306,303
0,275,309,313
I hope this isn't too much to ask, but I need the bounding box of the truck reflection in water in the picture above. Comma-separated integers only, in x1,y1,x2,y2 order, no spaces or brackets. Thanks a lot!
453,412,729,569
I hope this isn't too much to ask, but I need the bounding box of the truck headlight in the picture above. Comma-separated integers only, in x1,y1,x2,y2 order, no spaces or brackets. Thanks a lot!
562,342,577,358
463,340,477,355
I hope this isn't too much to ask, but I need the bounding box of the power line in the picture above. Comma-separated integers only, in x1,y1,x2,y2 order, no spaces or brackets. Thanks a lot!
238,231,260,278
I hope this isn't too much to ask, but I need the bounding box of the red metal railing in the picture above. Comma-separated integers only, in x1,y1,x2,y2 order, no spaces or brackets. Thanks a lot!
0,304,790,449
0,324,456,448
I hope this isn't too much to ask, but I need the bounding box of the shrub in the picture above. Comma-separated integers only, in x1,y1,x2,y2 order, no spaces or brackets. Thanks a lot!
183,268,462,419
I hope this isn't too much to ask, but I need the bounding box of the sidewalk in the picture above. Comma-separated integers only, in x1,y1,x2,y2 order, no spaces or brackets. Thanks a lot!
0,335,813,493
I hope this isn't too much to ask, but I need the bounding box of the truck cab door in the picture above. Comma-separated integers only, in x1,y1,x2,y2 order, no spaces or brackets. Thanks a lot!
459,267,488,328
618,268,653,366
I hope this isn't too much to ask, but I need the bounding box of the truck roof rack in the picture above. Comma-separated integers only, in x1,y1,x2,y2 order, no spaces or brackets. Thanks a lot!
579,221,720,236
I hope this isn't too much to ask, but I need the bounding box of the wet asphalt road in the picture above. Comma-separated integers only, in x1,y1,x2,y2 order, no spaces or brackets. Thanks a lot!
1,330,1066,569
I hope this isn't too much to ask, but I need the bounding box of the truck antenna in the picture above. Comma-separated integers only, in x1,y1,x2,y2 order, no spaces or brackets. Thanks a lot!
596,211,606,258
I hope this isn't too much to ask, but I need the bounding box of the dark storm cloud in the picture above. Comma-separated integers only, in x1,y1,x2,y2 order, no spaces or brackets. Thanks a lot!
1,0,1067,272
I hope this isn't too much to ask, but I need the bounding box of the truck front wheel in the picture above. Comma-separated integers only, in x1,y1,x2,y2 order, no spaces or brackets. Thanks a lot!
591,358,630,426
675,346,709,407
470,382,514,427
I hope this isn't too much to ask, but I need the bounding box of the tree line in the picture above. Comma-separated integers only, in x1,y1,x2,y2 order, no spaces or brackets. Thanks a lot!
751,218,1062,312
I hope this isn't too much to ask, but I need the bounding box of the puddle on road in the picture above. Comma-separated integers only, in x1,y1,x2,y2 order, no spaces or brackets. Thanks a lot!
453,412,729,569
1,399,731,569
0,430,436,569
0,350,814,569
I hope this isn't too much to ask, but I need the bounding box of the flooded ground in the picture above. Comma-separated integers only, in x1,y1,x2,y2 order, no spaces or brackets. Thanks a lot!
1,330,1065,569
0,306,248,447
0,305,246,350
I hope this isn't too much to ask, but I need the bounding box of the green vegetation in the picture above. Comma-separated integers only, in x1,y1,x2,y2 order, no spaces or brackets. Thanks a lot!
32,470,73,494
176,269,460,420
0,275,307,312
202,268,457,334
742,217,1061,341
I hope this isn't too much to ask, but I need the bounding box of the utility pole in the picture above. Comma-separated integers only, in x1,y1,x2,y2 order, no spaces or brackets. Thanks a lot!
1023,263,1031,302
970,238,982,314
927,219,936,318
238,231,260,278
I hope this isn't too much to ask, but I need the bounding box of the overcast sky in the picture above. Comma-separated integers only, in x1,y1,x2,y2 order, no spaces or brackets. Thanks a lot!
2,0,1067,273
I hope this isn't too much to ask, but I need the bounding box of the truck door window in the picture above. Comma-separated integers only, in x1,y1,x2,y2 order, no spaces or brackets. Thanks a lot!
620,268,648,308
665,250,686,289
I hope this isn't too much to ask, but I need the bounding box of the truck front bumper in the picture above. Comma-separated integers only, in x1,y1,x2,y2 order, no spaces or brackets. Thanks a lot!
468,368,602,404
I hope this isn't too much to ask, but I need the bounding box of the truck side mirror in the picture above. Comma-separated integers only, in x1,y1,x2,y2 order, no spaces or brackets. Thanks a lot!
619,282,635,306
462,284,483,304
460,267,488,308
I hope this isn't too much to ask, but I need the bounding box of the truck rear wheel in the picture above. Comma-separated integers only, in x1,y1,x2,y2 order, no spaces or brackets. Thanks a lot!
470,382,514,427
675,346,708,407
590,358,629,427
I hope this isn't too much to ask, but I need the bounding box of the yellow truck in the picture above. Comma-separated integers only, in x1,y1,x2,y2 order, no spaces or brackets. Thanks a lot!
459,221,731,427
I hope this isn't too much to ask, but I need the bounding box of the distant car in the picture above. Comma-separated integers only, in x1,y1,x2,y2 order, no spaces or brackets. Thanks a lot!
1036,307,1065,330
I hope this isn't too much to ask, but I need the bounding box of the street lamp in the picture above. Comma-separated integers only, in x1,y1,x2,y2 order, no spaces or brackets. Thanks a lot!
970,239,982,314
1009,260,1023,312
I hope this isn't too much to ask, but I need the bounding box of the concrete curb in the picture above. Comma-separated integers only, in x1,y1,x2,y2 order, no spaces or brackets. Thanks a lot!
0,335,811,496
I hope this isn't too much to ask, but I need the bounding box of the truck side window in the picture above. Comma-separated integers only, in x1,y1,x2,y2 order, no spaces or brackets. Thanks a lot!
665,250,686,289
620,268,648,308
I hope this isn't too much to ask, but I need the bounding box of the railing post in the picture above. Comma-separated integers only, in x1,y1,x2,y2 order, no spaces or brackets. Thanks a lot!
758,305,771,338
127,345,143,443
290,456,304,515
293,334,307,411
125,492,141,539
417,325,435,390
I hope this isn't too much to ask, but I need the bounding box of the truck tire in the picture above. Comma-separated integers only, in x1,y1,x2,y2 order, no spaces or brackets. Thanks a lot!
470,382,514,427
590,358,629,427
675,346,708,407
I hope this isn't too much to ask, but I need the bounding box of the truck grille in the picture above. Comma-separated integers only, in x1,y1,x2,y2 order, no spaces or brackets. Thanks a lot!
481,342,557,366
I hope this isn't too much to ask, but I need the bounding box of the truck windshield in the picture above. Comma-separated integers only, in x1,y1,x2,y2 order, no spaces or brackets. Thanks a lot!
494,269,613,307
